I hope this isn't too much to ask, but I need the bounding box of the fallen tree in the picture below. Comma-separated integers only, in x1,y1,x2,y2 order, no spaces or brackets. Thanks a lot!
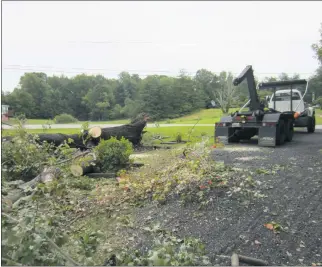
2,120,147,149
1,118,149,208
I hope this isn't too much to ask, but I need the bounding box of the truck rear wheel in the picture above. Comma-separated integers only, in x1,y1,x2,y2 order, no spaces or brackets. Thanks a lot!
307,116,315,133
276,120,285,146
285,119,294,142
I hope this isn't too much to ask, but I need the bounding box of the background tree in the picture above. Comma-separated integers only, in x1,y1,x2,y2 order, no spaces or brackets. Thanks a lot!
312,23,322,65
215,72,237,113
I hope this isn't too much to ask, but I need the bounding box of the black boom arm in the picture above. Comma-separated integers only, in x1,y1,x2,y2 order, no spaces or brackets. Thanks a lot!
233,65,261,111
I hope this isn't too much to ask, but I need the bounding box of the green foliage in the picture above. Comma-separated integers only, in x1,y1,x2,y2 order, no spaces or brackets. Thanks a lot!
174,132,183,143
1,212,67,266
68,176,95,190
2,132,54,182
2,68,255,122
94,137,133,172
314,96,322,108
54,113,78,123
76,230,104,258
117,141,230,206
109,224,211,266
312,23,322,65
15,113,27,123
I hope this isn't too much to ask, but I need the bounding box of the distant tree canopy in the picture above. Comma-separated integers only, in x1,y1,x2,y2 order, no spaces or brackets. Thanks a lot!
2,69,253,120
3,22,322,120
2,67,321,120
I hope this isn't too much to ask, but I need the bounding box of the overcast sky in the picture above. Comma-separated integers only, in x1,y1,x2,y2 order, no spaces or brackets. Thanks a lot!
2,1,322,92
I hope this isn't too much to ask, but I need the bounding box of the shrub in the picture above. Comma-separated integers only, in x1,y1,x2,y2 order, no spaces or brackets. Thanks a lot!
175,132,183,143
94,137,133,172
2,133,54,181
54,113,78,123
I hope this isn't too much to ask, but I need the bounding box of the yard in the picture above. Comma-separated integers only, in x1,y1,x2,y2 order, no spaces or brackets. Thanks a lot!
2,108,322,266
6,108,322,126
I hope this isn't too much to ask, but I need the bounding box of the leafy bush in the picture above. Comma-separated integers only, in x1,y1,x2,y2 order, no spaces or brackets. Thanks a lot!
54,113,78,123
94,137,133,172
2,133,54,181
2,212,68,266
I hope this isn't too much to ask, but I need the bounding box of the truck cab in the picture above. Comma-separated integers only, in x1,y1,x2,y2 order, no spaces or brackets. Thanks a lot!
267,89,304,113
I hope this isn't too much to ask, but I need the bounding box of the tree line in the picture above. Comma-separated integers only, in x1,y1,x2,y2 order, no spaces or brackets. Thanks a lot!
2,68,321,121
2,24,322,121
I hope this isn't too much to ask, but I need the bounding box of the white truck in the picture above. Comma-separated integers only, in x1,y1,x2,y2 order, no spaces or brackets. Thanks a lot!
266,87,316,133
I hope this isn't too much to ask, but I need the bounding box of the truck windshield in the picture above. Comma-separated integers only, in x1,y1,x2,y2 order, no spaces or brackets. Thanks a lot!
272,92,301,101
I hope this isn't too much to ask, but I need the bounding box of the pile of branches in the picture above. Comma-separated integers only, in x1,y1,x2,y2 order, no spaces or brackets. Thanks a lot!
2,117,149,209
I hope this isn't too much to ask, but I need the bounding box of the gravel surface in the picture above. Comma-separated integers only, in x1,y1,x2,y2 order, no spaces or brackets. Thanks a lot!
133,130,322,266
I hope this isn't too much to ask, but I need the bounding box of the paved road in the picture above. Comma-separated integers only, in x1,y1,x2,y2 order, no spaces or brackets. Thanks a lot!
2,123,322,130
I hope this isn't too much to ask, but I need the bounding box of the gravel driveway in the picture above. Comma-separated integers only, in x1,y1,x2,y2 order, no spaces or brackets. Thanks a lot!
134,129,322,266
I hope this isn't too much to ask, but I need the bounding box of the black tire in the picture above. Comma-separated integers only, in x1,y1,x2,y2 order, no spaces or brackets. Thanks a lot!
307,116,315,133
285,119,294,142
229,129,240,143
276,120,285,146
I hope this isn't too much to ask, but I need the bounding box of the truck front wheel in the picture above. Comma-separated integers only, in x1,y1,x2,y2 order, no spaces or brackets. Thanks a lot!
307,116,315,133
285,119,294,142
276,120,286,146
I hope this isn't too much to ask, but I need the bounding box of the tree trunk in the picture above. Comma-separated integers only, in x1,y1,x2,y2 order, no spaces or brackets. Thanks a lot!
3,120,147,149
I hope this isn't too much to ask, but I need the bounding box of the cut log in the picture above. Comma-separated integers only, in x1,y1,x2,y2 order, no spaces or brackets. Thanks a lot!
231,253,239,266
2,167,61,210
70,165,84,177
70,152,96,177
18,166,61,190
99,120,147,146
238,255,268,266
88,126,102,138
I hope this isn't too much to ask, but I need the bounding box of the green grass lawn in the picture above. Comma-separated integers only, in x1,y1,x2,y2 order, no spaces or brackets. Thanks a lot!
158,108,240,124
316,109,322,125
8,118,130,125
147,126,214,140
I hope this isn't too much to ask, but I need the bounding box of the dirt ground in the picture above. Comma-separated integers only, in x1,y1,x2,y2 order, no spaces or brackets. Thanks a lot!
132,129,322,266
